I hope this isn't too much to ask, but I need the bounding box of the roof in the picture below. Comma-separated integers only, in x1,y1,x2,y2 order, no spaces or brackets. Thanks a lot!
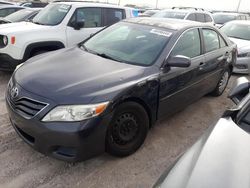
124,17,211,31
159,8,211,14
53,1,130,9
0,5,24,9
213,12,248,16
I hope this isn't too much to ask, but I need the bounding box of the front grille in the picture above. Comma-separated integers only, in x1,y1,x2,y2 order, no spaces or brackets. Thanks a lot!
8,96,47,119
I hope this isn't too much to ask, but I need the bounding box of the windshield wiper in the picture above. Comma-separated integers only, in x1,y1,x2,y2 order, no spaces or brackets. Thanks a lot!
95,53,124,62
32,21,46,25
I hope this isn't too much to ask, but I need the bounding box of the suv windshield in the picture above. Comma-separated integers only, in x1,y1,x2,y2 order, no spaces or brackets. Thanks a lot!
152,10,187,19
213,14,236,24
32,4,71,26
4,9,34,22
84,22,172,66
221,22,250,41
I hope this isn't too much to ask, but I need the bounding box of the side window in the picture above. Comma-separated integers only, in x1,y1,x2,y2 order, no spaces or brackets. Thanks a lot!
186,13,195,21
69,8,102,28
205,14,212,22
171,29,201,58
203,29,219,53
0,8,14,17
219,35,227,48
104,8,124,26
196,13,205,22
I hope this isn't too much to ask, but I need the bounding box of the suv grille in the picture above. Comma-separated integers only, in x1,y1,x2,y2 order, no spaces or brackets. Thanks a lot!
8,97,47,119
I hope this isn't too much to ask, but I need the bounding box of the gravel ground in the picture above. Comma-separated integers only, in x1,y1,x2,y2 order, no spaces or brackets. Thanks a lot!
0,71,240,188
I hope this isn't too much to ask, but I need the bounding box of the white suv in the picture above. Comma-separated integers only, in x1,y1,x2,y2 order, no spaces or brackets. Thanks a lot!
153,7,214,24
0,2,137,71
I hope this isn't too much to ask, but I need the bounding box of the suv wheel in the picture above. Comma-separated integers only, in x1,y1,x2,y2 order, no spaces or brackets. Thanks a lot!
106,102,149,157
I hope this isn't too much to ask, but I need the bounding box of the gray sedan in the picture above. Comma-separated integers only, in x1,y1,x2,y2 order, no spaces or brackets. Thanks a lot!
221,20,250,74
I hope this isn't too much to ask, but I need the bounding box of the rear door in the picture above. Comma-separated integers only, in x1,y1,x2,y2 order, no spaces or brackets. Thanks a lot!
201,28,230,90
66,7,103,47
158,28,206,118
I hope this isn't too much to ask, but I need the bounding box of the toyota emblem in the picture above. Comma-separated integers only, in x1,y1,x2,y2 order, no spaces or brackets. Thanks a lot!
10,86,18,99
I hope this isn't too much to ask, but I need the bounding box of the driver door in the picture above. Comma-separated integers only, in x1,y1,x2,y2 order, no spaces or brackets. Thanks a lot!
66,7,103,47
158,28,206,118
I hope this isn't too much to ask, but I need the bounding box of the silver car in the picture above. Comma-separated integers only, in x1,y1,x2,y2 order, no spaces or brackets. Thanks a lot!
221,20,250,74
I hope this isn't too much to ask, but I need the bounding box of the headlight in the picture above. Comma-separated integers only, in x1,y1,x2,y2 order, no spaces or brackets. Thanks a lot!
3,35,8,46
42,102,109,122
238,52,250,58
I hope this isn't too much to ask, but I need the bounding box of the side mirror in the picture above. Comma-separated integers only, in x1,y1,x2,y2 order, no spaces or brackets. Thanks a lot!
166,55,191,68
228,77,250,104
73,20,85,30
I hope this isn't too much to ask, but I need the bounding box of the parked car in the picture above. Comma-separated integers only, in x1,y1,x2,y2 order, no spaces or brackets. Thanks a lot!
6,18,236,162
153,7,214,24
0,8,40,24
0,1,137,71
0,5,25,17
139,9,160,17
19,1,48,8
154,76,250,188
213,12,249,28
221,20,250,74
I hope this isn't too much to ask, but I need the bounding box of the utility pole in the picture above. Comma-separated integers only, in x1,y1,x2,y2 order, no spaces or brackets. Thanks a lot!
156,0,159,9
118,0,121,5
236,0,242,12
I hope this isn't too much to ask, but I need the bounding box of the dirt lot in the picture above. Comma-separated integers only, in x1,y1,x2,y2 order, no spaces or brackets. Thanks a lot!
0,71,239,188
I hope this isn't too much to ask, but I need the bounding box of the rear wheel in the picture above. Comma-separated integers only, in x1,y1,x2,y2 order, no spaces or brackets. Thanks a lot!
211,69,230,96
106,102,149,157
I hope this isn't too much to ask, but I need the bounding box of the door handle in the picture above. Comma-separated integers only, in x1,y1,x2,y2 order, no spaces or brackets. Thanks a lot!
199,62,205,70
199,62,205,66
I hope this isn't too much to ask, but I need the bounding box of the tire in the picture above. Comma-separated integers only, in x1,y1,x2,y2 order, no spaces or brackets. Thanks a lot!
106,102,149,157
211,69,230,96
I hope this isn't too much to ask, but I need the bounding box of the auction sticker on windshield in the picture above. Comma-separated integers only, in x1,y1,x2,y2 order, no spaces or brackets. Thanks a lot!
58,4,70,12
150,29,172,37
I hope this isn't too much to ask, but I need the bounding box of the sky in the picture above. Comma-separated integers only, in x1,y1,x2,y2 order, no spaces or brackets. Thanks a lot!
100,0,249,12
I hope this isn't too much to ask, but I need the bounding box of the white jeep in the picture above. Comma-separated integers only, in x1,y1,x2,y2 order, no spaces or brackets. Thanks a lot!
0,2,137,71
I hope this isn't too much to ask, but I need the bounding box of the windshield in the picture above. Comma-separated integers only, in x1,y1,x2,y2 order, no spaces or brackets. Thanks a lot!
84,22,171,66
221,22,250,41
5,9,34,22
152,10,187,19
213,14,236,24
32,4,70,26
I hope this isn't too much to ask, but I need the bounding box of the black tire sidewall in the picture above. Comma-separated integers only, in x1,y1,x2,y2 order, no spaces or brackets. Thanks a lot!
212,68,230,96
106,102,149,157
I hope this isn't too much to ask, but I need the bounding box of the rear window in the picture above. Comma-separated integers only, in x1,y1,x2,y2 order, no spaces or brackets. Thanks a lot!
196,13,205,22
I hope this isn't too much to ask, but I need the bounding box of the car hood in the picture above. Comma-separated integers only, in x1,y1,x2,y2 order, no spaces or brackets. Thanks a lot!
0,21,51,35
156,117,250,188
14,47,146,104
229,37,250,54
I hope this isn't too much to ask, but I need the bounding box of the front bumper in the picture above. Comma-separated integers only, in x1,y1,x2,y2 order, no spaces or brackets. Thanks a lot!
0,53,22,71
5,87,112,162
233,57,250,74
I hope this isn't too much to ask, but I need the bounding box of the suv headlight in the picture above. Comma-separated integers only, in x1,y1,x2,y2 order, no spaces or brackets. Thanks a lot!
42,102,109,122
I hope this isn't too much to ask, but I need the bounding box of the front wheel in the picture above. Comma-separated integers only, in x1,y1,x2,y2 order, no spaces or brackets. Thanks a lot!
106,102,149,157
211,69,230,96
